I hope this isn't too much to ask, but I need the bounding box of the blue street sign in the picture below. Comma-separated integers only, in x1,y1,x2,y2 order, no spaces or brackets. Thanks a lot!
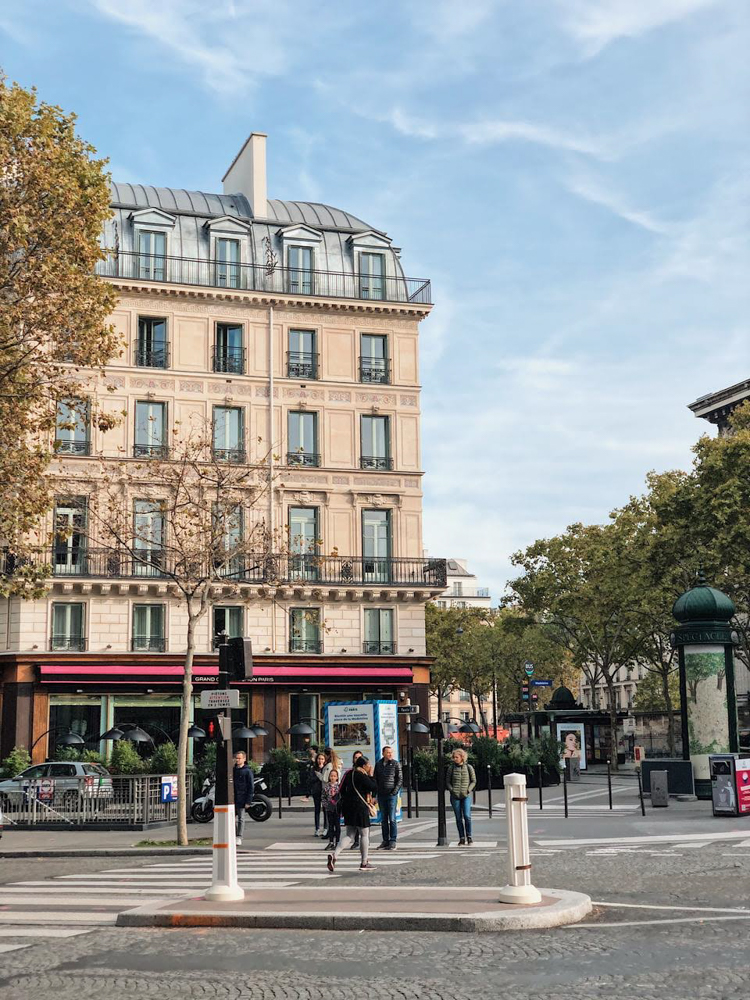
532,679,553,687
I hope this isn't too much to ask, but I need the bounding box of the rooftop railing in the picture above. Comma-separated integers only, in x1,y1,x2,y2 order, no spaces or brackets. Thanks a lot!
97,251,432,305
2,549,447,589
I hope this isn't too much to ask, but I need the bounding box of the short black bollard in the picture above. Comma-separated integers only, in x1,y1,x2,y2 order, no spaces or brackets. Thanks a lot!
637,768,646,816
287,772,292,807
563,765,569,818
414,773,420,818
538,762,543,810
487,764,493,818
278,775,283,819
607,758,613,810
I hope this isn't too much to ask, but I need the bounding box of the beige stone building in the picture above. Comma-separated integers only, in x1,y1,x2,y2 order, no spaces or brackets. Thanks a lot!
0,133,445,762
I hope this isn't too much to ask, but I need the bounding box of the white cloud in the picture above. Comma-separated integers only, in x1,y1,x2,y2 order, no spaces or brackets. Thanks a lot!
566,174,671,234
559,0,722,56
459,119,605,156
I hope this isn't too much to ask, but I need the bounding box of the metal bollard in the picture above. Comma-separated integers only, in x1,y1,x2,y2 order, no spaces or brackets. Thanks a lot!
538,762,543,810
498,772,542,904
414,773,420,818
287,772,292,807
487,764,493,819
637,768,646,816
278,775,283,819
563,765,569,818
607,759,613,810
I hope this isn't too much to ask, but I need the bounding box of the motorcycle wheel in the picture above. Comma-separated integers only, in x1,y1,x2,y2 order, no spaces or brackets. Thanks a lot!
248,794,272,822
190,802,214,824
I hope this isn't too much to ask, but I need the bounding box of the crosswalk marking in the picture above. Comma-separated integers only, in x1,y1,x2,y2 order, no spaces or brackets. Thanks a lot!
0,927,91,938
0,943,30,953
0,912,117,925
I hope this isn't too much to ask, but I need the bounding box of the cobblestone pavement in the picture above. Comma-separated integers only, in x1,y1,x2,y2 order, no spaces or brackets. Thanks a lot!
0,841,749,999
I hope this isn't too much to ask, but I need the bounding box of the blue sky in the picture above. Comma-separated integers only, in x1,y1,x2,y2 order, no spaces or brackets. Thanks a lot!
3,0,748,599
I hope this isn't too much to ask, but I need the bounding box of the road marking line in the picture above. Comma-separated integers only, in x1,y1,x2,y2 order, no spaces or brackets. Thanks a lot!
0,927,91,938
592,901,750,914
538,831,750,847
0,913,118,925
0,943,31,953
573,916,750,928
0,897,165,907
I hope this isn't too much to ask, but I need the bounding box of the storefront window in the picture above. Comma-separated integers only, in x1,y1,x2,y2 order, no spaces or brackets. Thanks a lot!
49,695,104,757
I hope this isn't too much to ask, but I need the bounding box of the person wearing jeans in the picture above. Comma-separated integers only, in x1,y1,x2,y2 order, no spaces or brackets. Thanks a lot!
445,747,476,845
327,757,378,872
374,745,402,849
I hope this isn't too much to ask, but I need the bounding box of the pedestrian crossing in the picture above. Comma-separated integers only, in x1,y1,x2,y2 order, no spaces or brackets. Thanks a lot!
0,843,466,949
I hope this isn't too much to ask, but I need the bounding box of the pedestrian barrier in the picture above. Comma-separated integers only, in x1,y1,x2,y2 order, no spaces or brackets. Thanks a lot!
498,772,541,904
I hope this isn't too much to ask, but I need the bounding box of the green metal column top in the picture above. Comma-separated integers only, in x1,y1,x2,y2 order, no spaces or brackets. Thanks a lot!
671,570,735,646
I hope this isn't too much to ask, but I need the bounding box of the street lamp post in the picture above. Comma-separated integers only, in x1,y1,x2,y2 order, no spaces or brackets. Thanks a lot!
30,728,85,757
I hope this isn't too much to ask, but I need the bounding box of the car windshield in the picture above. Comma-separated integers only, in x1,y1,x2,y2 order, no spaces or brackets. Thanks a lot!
84,764,109,776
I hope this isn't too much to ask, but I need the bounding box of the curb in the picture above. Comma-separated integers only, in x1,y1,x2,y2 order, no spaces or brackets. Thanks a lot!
117,887,592,933
0,848,212,857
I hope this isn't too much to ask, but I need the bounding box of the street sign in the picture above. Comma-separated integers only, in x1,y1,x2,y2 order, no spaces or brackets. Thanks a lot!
200,689,240,710
397,705,419,715
531,679,552,687
38,778,54,803
524,661,535,677
521,683,530,701
531,692,539,701
160,774,178,803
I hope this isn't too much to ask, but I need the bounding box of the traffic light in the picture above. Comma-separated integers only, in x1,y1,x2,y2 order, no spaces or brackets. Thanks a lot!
226,637,253,681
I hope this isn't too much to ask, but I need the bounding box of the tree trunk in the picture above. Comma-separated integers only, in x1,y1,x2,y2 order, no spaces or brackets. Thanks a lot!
176,613,195,846
476,692,489,735
605,675,619,771
663,668,676,758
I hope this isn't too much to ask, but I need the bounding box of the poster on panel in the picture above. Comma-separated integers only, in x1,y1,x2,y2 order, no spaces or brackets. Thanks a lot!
325,702,376,769
557,721,587,770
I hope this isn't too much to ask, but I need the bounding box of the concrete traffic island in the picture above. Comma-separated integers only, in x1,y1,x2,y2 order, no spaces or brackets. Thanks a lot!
116,884,592,933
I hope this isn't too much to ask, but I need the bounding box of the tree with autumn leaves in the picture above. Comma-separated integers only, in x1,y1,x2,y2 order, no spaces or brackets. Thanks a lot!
0,78,120,594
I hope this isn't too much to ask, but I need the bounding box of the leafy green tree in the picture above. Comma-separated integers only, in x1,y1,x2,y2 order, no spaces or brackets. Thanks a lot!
634,669,681,712
0,78,119,593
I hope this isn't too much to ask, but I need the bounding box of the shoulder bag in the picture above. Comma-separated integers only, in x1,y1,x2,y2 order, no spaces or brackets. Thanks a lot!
353,771,378,818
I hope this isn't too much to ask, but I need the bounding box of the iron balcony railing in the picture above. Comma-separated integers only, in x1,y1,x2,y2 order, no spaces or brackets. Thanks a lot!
287,352,319,380
132,636,166,652
55,439,91,456
289,638,323,654
213,447,246,464
213,345,245,374
360,455,393,471
359,358,390,384
2,549,447,588
363,640,396,655
50,635,87,651
133,443,169,459
286,451,320,468
449,587,490,598
134,343,170,369
98,251,432,305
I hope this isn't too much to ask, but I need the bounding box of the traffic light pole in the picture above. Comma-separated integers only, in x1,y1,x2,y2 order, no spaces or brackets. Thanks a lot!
204,635,244,902
436,689,448,847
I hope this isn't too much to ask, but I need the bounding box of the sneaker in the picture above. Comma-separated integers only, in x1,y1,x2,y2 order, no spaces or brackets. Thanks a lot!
324,842,334,851
467,837,473,845
236,837,242,846
327,853,336,873
375,842,389,850
458,838,466,846
388,842,397,851
358,862,376,871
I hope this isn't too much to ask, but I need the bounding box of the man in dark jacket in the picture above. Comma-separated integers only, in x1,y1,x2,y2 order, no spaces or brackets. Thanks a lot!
233,750,254,846
374,745,402,850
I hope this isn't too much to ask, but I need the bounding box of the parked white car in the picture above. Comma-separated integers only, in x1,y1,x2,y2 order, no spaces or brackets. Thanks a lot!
0,761,114,810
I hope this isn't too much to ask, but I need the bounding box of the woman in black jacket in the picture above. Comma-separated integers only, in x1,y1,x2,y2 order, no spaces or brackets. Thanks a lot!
304,752,328,837
326,757,378,872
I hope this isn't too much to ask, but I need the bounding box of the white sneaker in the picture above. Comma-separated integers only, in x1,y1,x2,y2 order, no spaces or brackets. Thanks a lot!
236,837,242,846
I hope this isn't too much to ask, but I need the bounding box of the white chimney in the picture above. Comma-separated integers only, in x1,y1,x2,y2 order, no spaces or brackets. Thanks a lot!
222,132,268,217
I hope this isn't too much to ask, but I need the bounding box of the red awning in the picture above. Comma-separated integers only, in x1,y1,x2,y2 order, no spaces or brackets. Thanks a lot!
38,662,413,686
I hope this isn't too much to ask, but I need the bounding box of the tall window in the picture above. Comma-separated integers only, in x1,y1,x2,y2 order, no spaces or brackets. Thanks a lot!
134,401,167,458
137,231,166,281
51,602,85,651
53,499,88,576
213,406,245,462
133,500,165,577
287,246,313,295
363,608,394,654
213,606,243,639
136,317,168,368
214,323,244,373
288,506,319,581
213,502,244,579
287,329,317,379
362,508,391,583
287,411,319,466
289,608,321,653
359,252,385,300
55,399,90,455
215,238,241,289
360,415,391,470
360,334,389,384
132,604,165,651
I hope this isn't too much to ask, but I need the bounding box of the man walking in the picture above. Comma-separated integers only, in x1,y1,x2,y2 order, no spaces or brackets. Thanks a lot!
233,750,254,847
374,745,402,850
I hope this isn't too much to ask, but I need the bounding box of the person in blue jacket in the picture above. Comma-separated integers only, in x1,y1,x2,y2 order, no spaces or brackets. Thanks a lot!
233,750,254,846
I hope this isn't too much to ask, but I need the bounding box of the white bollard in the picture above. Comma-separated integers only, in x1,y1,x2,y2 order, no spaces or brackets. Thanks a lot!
498,772,542,905
203,804,245,902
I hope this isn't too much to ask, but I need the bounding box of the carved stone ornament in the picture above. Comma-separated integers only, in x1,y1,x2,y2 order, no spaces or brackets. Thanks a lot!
179,380,205,392
328,391,352,402
129,377,175,390
400,395,418,406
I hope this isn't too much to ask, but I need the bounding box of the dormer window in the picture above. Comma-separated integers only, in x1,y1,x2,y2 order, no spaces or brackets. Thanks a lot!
359,252,385,300
288,246,313,295
205,217,251,291
138,231,166,281
216,238,241,288
276,225,323,297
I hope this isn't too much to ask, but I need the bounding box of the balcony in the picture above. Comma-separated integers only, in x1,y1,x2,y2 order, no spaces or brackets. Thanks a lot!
132,636,166,652
134,344,169,369
363,640,396,655
133,443,169,459
360,456,393,471
3,549,447,589
359,358,390,384
289,638,323,654
98,251,432,305
50,635,87,651
213,346,245,374
55,439,91,456
213,447,246,464
448,588,490,598
287,352,319,380
286,451,320,468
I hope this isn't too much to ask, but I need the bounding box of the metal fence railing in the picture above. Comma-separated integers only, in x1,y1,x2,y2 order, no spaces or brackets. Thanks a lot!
0,774,190,828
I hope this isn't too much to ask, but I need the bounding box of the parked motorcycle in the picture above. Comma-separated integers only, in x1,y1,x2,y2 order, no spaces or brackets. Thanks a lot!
191,774,272,823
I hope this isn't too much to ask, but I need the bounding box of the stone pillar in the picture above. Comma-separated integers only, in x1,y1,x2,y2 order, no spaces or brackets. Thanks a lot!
672,574,738,800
